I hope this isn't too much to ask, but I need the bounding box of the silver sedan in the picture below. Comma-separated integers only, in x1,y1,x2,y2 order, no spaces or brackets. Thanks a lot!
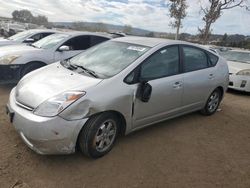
7,37,229,158
0,29,56,47
0,32,112,83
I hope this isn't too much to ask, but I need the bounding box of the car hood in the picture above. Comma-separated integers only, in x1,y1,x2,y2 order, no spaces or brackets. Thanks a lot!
227,60,250,74
0,44,41,57
15,62,103,108
0,38,19,47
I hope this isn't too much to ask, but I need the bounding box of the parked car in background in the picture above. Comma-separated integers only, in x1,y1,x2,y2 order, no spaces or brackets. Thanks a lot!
199,44,219,54
0,29,57,47
6,37,229,158
219,49,250,92
0,32,113,83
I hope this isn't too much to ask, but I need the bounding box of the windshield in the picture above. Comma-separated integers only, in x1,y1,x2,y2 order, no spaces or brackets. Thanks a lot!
8,30,33,42
219,51,250,64
69,41,150,78
33,34,69,49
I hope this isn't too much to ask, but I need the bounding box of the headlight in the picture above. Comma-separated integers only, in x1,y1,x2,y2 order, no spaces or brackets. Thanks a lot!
34,91,86,117
0,55,20,65
236,69,250,76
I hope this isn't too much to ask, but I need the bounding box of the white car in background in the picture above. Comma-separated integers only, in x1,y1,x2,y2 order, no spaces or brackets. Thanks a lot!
0,29,57,47
219,49,250,92
0,32,113,83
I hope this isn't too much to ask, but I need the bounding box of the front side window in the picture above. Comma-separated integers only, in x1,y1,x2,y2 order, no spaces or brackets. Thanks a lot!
90,36,109,46
69,41,150,78
183,46,208,72
140,46,180,80
63,36,91,50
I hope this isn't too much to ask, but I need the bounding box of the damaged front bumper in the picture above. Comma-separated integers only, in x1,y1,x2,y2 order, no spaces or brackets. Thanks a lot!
0,64,23,84
8,88,89,155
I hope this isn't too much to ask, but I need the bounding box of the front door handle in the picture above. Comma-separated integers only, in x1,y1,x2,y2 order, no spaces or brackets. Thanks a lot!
173,81,182,89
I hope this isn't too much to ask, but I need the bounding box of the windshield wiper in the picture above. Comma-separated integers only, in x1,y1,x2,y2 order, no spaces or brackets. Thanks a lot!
74,64,99,78
63,60,99,78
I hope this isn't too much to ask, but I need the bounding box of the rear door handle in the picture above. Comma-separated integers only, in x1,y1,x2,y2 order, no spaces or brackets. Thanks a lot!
209,74,215,79
173,81,182,89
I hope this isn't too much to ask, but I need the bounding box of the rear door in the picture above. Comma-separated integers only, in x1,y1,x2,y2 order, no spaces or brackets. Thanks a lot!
181,45,217,111
133,45,184,128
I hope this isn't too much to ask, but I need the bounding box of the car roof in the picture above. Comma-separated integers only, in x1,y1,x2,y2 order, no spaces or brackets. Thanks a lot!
24,29,59,33
112,36,196,48
64,31,114,39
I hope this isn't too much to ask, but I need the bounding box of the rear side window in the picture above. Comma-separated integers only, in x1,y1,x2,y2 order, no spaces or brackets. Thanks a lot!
183,46,208,72
64,36,91,50
41,32,54,38
208,52,219,66
141,46,180,80
90,36,109,46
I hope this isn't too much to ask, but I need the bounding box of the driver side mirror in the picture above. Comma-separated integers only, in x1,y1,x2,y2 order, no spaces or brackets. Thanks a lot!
136,81,152,102
24,38,35,43
58,45,70,52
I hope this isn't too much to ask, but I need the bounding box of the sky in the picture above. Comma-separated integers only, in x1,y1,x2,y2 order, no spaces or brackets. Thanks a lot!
0,0,249,35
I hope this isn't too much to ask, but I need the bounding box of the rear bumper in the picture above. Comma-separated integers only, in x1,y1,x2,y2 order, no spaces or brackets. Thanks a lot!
229,74,250,92
7,88,88,155
0,64,23,84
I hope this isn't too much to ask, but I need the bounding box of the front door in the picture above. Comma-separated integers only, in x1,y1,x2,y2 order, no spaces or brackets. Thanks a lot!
54,36,91,62
133,45,183,128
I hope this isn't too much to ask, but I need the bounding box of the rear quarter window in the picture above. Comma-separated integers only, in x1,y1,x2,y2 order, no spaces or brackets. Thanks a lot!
207,52,219,66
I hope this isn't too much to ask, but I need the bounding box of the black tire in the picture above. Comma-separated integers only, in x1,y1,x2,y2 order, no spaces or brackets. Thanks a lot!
201,88,222,116
21,62,45,78
78,113,119,159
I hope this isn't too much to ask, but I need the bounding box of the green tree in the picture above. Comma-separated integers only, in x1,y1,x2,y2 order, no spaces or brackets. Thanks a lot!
12,10,34,23
199,0,249,44
12,10,48,26
169,0,188,40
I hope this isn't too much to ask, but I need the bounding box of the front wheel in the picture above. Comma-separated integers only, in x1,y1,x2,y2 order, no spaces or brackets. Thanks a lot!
78,113,119,158
201,89,222,116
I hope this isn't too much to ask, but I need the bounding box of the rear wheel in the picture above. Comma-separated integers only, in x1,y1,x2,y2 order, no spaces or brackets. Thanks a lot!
201,89,222,116
21,62,45,78
78,113,119,158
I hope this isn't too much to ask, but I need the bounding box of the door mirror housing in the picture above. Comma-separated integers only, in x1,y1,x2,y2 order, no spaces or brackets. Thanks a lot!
136,81,152,102
24,38,35,43
58,45,70,52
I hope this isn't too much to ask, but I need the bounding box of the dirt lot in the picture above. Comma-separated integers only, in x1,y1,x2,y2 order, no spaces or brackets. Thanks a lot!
0,85,250,188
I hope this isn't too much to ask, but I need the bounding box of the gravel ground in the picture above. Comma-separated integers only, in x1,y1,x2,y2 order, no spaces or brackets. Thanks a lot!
0,84,250,188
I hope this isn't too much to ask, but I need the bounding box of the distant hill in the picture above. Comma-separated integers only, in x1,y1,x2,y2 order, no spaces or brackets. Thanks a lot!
0,16,12,21
52,21,152,36
50,21,250,49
